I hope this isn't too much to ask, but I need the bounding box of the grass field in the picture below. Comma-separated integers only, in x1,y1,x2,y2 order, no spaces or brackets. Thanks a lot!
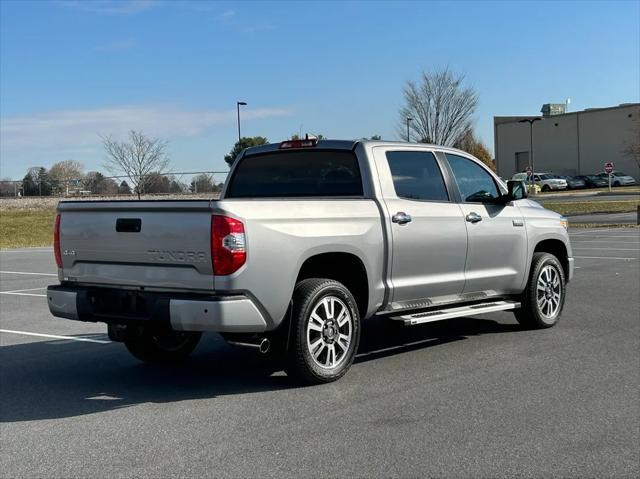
543,199,639,216
0,209,57,249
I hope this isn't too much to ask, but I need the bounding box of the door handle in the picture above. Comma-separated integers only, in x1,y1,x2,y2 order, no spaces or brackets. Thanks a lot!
466,212,482,223
392,212,412,225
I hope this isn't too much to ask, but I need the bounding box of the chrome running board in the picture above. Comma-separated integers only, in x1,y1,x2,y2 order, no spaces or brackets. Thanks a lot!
393,300,521,326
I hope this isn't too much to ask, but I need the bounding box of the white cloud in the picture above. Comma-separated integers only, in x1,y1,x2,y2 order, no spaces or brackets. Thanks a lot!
220,9,236,18
0,105,292,151
55,0,156,15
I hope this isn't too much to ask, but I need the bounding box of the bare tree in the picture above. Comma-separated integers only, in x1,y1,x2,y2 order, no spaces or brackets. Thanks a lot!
49,160,84,196
399,68,478,146
190,173,217,193
102,130,170,199
454,130,496,171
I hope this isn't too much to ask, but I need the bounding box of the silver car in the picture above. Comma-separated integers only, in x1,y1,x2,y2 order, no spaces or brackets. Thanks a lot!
512,172,568,192
596,171,637,187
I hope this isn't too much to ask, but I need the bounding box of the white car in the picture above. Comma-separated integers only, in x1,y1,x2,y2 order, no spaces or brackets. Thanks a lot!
596,171,637,187
512,172,568,192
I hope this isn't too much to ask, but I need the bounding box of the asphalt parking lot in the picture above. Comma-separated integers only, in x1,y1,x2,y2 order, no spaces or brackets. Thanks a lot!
1,228,639,478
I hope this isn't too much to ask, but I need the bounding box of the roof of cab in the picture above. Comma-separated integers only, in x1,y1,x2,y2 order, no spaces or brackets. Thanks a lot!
241,139,478,158
243,139,359,156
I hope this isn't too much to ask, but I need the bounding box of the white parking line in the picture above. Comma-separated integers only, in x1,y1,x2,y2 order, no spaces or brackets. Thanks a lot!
571,240,639,244
570,229,639,235
574,256,636,260
0,292,47,297
573,247,640,251
0,270,57,276
1,287,47,293
0,329,111,344
0,287,48,297
570,234,640,238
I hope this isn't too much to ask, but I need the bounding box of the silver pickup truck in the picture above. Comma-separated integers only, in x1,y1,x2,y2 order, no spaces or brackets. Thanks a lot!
48,139,573,383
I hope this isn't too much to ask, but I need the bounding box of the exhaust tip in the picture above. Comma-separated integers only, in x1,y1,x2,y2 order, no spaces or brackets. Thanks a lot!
259,338,271,354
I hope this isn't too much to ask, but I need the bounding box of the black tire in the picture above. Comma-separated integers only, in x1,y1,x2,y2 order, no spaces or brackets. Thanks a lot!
514,252,566,329
285,278,361,384
542,185,551,192
124,328,201,363
613,181,620,187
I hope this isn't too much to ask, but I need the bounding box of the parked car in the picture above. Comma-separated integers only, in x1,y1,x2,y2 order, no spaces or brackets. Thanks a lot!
555,175,586,189
574,175,609,188
596,171,637,187
512,172,568,192
47,139,573,384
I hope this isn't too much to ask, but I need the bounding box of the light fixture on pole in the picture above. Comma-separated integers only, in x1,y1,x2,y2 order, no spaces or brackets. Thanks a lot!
237,101,247,143
518,117,543,181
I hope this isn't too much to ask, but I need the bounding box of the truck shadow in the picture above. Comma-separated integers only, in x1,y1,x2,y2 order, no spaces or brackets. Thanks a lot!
0,316,519,423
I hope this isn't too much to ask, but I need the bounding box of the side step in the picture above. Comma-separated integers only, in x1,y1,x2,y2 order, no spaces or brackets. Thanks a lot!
393,300,521,326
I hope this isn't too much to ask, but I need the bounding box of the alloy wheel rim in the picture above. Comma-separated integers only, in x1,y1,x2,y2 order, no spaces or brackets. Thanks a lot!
306,295,353,369
536,265,562,319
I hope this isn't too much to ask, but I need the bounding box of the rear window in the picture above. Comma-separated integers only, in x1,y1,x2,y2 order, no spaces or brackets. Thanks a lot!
226,150,363,198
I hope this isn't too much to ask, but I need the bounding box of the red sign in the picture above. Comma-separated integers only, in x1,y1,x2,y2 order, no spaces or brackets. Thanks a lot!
604,162,614,174
525,166,533,177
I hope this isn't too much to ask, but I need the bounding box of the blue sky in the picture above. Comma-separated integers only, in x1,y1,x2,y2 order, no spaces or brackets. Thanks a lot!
1,0,638,179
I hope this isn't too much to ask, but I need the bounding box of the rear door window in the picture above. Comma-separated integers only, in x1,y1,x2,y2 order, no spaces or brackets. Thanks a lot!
226,150,363,198
385,151,449,202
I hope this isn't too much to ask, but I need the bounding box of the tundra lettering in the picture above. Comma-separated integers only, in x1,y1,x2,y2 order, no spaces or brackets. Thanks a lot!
146,250,207,263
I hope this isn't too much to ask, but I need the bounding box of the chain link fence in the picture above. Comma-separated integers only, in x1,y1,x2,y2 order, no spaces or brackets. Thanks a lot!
0,171,229,198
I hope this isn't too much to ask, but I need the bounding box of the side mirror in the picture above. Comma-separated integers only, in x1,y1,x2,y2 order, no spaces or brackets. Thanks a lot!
507,180,528,201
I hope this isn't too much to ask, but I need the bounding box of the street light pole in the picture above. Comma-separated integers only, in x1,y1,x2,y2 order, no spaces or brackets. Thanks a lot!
519,117,543,183
406,117,413,142
237,101,247,143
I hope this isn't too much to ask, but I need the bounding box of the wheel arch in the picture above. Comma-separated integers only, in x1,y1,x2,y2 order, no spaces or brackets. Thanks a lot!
534,239,569,278
296,252,369,319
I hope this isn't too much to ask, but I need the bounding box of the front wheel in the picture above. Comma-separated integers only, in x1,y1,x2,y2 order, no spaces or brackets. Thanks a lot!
285,278,361,384
542,185,551,192
613,181,620,187
514,252,566,329
124,328,201,363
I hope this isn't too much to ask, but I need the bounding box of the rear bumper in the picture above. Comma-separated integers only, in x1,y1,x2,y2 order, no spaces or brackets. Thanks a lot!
46,285,268,333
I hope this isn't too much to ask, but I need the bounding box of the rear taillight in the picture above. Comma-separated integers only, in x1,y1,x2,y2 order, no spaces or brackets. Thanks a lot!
211,215,246,275
53,214,62,268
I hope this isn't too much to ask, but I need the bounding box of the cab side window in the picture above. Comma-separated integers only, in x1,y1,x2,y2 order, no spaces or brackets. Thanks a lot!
445,154,499,203
386,151,449,202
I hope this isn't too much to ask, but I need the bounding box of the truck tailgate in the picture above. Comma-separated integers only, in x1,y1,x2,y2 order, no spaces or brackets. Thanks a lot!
57,200,215,292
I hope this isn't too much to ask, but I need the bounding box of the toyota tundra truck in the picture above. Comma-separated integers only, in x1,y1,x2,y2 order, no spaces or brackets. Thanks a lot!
47,138,574,383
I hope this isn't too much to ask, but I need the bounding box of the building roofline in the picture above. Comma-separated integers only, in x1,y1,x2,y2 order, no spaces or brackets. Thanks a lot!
493,102,639,125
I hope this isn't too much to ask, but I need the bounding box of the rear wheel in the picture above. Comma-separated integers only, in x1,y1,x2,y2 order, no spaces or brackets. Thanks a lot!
613,181,620,187
285,278,360,384
542,185,551,192
124,327,201,363
515,252,566,329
